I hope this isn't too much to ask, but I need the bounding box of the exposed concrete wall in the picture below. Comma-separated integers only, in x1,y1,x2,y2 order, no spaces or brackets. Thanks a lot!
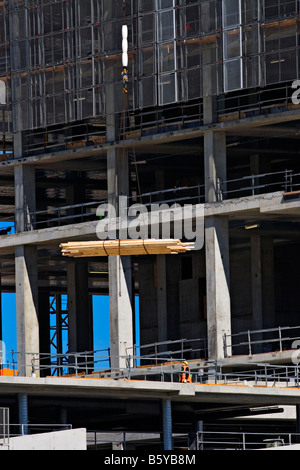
139,252,206,351
5,428,87,451
67,260,93,354
230,246,252,334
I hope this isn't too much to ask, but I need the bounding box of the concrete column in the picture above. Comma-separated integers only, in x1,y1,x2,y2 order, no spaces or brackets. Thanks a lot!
105,4,133,370
67,260,93,354
204,125,231,359
107,146,134,370
204,131,227,203
205,216,231,359
15,245,39,377
14,164,36,233
109,255,133,370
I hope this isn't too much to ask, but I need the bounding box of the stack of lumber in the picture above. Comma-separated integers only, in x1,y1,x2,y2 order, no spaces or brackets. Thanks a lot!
60,239,194,257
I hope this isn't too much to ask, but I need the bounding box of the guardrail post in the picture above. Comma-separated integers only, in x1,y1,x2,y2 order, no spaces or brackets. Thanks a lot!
75,354,78,376
277,326,281,351
248,330,252,355
223,333,228,358
242,433,246,450
251,175,255,195
217,177,223,202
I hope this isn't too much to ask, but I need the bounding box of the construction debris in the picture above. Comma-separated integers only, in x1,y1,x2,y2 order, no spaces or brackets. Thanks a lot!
60,239,195,257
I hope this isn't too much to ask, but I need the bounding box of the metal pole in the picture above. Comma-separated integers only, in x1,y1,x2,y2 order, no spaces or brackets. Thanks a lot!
162,399,173,450
18,393,28,435
279,326,282,351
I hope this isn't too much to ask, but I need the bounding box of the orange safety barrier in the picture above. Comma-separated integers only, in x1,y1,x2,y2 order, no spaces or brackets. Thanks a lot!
0,368,17,377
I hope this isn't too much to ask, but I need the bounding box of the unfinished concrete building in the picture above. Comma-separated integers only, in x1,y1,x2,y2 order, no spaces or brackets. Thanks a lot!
0,0,300,450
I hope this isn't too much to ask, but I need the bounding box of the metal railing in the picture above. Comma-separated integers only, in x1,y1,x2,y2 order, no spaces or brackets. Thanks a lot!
223,325,300,357
28,198,105,230
3,347,300,388
127,337,208,367
196,430,300,450
217,81,295,120
19,167,300,232
217,169,300,201
9,423,72,438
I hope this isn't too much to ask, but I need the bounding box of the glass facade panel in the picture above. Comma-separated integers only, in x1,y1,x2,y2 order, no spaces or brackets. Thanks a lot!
1,0,298,133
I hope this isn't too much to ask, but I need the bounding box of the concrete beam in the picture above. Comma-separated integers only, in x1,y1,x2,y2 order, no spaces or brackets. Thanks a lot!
0,192,298,256
0,376,300,406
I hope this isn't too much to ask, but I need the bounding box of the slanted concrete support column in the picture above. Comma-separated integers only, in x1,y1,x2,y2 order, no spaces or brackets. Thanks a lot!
15,245,39,377
204,127,231,360
205,216,231,359
105,4,133,370
108,254,133,370
14,159,39,377
107,148,133,370
67,260,93,354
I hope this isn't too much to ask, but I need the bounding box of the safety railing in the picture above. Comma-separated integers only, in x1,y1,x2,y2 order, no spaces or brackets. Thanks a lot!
119,99,204,139
217,169,299,201
28,199,105,230
3,347,300,388
217,81,295,120
196,430,300,450
1,348,111,378
223,325,300,358
9,423,72,438
127,183,205,208
23,120,106,157
20,167,300,232
127,337,208,367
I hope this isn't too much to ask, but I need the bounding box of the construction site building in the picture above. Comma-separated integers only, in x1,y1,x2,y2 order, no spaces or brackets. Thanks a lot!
0,0,300,450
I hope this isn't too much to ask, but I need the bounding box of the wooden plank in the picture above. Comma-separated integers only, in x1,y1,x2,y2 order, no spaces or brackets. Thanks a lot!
60,239,194,257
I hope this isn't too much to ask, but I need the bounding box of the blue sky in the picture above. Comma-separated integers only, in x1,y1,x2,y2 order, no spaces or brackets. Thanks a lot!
2,292,140,371
0,223,140,367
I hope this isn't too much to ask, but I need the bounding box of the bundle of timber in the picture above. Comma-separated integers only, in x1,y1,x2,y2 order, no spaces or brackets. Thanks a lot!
60,239,194,257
